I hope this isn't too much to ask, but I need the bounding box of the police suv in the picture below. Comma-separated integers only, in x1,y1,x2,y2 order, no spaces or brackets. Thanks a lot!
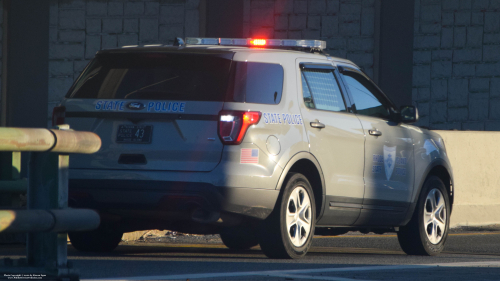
57,37,453,259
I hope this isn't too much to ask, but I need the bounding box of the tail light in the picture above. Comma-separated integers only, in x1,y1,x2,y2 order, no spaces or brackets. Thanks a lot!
52,106,66,127
218,110,261,145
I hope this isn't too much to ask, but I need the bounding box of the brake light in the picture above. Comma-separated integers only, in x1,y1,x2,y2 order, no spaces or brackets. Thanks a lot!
52,106,66,127
218,111,261,145
251,39,266,46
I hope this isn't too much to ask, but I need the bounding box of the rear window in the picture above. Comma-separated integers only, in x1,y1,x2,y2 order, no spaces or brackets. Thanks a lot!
67,53,233,101
68,53,283,104
226,61,283,104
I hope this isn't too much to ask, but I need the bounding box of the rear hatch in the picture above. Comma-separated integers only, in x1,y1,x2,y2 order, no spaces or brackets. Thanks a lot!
64,49,233,172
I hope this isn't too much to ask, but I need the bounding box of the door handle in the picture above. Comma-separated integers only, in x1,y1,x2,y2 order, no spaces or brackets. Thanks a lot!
310,122,325,129
369,129,382,136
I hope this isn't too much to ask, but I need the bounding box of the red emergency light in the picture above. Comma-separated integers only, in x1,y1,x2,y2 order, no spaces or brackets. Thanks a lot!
251,39,267,46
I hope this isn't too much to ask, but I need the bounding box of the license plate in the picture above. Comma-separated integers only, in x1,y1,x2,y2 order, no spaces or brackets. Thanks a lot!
116,125,153,144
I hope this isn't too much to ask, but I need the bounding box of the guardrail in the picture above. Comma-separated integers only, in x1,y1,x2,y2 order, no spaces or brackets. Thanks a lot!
0,125,101,281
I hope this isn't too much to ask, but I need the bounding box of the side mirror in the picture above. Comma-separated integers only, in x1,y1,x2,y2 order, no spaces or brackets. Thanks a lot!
399,105,419,124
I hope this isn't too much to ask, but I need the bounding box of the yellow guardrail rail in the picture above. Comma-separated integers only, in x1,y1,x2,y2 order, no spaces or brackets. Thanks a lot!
0,127,100,153
0,125,101,280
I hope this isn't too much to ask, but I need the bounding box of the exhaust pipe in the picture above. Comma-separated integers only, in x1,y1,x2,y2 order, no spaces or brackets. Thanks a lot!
191,208,220,224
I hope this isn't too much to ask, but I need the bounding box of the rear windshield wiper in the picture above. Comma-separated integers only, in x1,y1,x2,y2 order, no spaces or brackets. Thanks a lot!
124,76,179,99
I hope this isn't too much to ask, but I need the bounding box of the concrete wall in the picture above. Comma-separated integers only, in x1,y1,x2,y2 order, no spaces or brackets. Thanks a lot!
48,0,201,125
413,0,500,130
436,130,500,227
243,0,376,78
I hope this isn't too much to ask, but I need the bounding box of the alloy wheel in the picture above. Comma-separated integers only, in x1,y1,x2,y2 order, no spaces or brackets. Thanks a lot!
423,188,447,244
285,186,312,247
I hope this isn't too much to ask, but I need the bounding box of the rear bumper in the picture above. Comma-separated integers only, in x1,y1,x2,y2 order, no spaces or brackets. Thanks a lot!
69,178,279,220
68,144,283,221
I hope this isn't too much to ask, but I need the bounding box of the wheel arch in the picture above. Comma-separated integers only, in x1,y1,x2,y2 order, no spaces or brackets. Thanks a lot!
401,158,454,225
427,165,454,210
276,152,326,222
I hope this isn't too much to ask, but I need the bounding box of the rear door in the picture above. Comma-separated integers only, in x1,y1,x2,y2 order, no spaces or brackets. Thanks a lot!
64,51,233,172
297,60,366,226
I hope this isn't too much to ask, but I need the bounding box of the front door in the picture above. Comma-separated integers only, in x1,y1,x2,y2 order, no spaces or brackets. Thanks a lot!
297,60,366,226
339,67,415,226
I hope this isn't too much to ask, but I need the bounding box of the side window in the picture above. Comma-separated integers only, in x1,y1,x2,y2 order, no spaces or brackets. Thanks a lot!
301,69,346,112
341,71,392,119
227,62,283,104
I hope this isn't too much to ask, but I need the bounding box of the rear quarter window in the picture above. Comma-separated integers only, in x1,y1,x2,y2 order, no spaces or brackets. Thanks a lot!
226,62,283,105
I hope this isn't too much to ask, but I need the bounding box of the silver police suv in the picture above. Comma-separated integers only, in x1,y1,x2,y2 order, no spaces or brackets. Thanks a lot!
56,37,453,259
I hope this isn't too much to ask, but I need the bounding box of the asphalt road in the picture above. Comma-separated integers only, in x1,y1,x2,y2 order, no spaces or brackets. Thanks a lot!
2,227,500,281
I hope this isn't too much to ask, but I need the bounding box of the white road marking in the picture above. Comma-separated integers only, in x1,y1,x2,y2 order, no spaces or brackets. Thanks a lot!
85,260,500,281
268,274,374,281
424,261,500,268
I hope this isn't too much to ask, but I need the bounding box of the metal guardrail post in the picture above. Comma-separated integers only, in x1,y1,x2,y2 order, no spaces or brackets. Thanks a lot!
27,152,69,272
0,152,24,209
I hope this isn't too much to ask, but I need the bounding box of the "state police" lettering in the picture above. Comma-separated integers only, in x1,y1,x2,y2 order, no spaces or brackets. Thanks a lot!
95,101,125,111
147,102,185,112
94,100,186,113
263,113,303,125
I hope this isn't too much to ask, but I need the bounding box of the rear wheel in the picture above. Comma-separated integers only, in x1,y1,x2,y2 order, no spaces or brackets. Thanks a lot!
397,176,450,255
220,228,259,250
258,173,316,259
69,225,123,253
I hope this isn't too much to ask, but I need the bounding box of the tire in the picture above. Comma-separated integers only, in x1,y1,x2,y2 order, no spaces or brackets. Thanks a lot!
220,228,259,250
69,225,123,253
258,173,316,259
397,176,450,256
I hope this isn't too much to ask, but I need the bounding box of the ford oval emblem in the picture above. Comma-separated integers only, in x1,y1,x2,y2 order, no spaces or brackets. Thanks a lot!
126,102,145,110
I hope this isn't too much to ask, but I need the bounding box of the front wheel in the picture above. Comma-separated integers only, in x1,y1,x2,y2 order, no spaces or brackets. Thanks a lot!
258,173,316,259
397,176,450,255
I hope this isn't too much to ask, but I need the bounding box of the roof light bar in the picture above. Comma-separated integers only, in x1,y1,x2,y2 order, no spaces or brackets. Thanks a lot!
186,37,220,45
185,37,327,50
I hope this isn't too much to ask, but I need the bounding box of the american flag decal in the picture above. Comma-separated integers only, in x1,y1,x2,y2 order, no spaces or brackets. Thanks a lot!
240,148,259,164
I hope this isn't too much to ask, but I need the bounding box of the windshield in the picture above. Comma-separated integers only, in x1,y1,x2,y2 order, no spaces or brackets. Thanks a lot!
67,53,233,101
